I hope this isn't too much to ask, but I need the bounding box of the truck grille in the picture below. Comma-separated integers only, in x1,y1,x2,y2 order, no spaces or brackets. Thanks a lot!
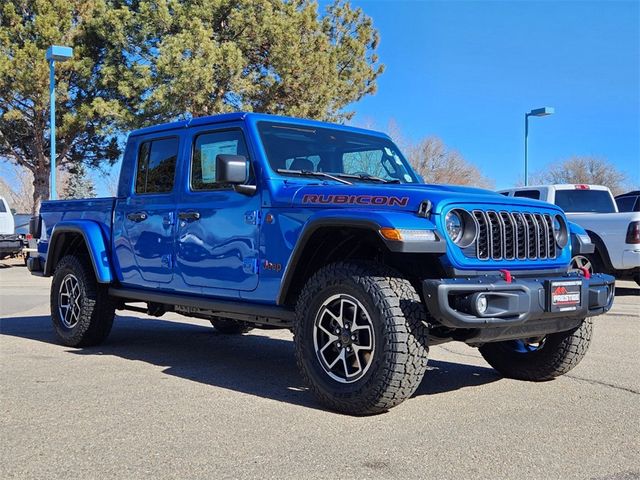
471,210,557,261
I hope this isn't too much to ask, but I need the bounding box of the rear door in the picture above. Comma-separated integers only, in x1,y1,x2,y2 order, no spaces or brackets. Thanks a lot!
174,124,260,292
113,135,181,287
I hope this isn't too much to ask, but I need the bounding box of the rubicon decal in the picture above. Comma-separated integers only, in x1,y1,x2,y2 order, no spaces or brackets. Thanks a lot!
302,194,410,207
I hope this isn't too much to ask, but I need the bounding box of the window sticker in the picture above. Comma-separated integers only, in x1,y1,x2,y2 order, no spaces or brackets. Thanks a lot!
201,140,238,183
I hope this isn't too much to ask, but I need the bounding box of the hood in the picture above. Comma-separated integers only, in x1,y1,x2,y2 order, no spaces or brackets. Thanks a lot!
271,181,563,215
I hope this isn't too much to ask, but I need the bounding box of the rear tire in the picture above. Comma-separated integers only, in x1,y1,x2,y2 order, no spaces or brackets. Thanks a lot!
293,261,429,415
479,319,592,381
50,255,115,347
210,317,253,335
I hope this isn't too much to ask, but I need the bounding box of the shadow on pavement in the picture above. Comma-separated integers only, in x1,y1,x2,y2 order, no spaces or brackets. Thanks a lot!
0,313,500,411
615,287,639,297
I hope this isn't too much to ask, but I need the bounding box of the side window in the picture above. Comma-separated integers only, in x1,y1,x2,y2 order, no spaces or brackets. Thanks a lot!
615,196,636,212
514,190,540,200
191,129,250,190
135,137,178,194
0,200,6,213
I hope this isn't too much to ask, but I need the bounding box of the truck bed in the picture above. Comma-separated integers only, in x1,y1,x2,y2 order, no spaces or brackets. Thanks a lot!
39,197,116,250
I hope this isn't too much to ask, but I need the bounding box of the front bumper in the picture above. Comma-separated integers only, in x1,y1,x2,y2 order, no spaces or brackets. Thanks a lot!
423,272,615,331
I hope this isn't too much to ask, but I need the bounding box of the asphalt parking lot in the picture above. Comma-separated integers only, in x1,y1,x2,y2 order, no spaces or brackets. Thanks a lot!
1,257,638,480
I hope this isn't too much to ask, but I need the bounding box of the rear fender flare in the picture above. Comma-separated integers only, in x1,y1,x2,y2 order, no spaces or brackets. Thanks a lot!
44,221,113,283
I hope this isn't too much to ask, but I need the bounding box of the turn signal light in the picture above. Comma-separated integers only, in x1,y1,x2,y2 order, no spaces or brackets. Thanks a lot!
379,228,437,242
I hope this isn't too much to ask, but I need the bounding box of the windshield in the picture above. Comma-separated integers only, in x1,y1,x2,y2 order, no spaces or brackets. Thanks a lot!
554,189,616,213
257,121,418,183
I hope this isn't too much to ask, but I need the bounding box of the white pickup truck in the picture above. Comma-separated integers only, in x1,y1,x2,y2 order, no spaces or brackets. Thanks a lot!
499,184,640,285
0,196,23,261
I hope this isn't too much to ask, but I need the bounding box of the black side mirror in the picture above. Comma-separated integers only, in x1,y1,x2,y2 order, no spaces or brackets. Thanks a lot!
216,154,248,184
215,154,256,195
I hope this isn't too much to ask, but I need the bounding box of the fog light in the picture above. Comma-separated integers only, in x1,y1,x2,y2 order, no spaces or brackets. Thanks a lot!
476,294,488,315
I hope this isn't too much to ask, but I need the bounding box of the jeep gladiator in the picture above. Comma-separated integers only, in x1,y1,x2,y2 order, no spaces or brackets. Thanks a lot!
29,113,615,415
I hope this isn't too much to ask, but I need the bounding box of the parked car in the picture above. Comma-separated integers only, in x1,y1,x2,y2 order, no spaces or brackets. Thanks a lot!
615,190,640,212
28,113,615,415
0,197,23,261
499,184,640,285
14,213,37,264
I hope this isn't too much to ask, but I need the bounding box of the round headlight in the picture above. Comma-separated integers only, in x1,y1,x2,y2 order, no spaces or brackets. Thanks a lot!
445,211,463,243
553,214,568,248
445,209,477,248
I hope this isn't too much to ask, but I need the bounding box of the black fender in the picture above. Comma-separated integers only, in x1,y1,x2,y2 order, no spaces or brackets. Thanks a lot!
275,215,445,305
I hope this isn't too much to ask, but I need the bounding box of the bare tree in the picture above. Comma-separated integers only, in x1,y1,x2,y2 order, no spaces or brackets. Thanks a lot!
0,164,34,213
407,136,494,188
531,156,628,195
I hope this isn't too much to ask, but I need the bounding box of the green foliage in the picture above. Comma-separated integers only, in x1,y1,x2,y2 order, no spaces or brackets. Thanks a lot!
61,164,96,199
0,0,383,210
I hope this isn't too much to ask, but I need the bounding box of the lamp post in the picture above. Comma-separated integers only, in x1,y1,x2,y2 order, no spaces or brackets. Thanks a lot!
45,45,73,200
524,106,554,186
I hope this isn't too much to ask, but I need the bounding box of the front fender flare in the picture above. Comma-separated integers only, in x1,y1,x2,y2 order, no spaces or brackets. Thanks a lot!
44,221,113,283
275,210,443,305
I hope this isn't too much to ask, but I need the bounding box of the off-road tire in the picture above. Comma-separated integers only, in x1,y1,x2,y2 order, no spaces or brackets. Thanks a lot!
478,318,592,381
293,261,429,415
50,254,115,347
209,317,253,335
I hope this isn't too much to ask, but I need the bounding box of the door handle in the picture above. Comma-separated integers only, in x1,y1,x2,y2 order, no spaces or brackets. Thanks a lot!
178,211,201,221
127,212,148,222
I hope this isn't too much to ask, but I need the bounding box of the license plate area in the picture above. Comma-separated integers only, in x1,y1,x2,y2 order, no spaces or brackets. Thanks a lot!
546,280,582,312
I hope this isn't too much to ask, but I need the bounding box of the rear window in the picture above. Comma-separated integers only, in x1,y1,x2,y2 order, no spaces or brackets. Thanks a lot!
554,189,616,213
0,200,6,213
135,137,179,194
616,196,639,212
514,190,541,200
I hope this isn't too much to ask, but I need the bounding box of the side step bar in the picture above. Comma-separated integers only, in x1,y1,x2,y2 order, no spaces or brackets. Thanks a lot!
109,287,295,327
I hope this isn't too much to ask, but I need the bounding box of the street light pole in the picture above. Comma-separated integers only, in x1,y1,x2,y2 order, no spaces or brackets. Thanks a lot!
45,45,73,200
524,106,554,186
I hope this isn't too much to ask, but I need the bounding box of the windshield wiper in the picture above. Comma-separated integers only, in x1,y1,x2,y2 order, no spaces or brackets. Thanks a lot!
276,169,353,185
329,173,401,184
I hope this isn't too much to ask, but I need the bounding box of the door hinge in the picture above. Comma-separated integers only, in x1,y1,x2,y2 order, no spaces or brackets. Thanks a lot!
244,210,260,225
242,257,259,274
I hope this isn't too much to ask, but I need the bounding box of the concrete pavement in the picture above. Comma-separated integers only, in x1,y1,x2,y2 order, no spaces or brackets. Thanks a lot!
1,258,638,479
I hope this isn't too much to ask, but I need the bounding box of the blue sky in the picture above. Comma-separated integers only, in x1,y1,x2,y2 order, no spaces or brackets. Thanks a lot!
339,0,639,189
4,0,636,198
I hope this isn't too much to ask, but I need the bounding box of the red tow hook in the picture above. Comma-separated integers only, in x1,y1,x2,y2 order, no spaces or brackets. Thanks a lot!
578,267,591,279
499,269,512,284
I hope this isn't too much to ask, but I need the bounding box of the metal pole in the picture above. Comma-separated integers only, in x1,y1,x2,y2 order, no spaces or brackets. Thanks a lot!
524,113,529,187
49,59,56,200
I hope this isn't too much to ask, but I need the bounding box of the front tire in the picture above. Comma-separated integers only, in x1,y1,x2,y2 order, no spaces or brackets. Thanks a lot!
479,319,592,381
293,262,429,415
50,255,115,347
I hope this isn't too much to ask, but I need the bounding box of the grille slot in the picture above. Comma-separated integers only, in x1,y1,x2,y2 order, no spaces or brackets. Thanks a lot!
471,209,558,261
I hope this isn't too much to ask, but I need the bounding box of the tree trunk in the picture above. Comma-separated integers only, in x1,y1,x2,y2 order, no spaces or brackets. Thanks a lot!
32,169,49,215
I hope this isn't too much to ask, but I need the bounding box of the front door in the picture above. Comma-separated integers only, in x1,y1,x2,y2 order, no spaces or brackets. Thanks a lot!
114,135,180,287
174,126,260,292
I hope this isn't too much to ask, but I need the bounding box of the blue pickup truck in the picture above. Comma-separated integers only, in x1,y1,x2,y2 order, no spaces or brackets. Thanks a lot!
29,112,615,414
